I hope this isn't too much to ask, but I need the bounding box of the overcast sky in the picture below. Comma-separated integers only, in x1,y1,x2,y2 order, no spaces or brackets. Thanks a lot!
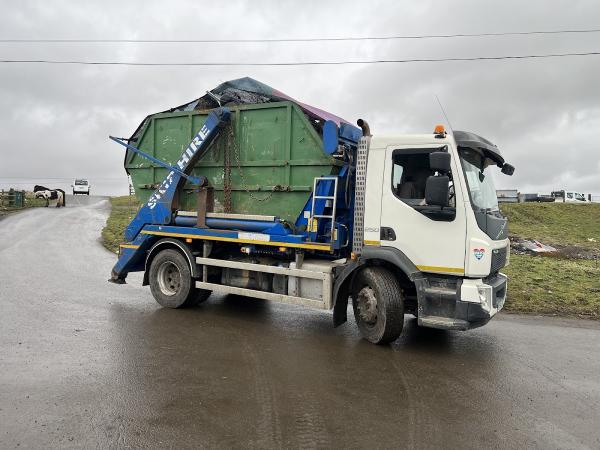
0,0,599,196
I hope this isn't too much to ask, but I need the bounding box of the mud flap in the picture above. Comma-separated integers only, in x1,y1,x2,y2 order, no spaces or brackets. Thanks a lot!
332,261,361,327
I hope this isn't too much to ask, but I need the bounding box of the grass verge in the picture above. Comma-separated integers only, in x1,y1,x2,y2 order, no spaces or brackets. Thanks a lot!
503,254,600,319
101,196,140,254
501,203,600,249
501,203,600,319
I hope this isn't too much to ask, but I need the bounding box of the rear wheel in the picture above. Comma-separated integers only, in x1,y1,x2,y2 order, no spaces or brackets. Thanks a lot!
352,267,404,344
149,249,210,308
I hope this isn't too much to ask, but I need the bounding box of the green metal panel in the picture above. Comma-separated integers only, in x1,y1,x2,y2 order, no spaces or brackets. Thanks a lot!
125,101,341,223
14,190,24,207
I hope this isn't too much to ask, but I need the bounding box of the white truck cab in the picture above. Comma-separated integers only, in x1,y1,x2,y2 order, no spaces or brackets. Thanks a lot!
360,126,512,330
72,179,90,195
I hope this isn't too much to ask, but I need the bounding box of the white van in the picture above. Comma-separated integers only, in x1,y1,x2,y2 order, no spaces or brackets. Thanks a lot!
72,179,91,195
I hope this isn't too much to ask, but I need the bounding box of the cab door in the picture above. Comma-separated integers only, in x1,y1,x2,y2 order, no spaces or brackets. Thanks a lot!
378,145,467,276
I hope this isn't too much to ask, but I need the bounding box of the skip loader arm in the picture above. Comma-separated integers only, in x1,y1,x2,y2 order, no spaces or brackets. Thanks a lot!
109,107,231,283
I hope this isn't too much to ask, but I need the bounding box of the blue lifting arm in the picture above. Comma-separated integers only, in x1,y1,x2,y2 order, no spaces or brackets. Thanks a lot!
109,107,231,283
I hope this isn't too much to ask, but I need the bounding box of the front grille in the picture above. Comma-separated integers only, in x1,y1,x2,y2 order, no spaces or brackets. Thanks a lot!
490,246,508,273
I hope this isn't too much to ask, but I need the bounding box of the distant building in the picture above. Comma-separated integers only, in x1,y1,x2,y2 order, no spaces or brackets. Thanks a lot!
496,189,519,203
497,189,599,203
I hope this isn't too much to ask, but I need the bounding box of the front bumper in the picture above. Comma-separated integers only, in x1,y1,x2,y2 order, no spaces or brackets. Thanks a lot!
416,273,507,331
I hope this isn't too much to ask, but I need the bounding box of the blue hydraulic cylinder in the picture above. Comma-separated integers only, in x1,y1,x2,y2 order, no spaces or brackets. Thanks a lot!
173,216,291,234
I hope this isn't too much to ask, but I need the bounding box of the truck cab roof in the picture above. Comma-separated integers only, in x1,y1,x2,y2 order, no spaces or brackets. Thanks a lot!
371,131,505,166
370,134,452,149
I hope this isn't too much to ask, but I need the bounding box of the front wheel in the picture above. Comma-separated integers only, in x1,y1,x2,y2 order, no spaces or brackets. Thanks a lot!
149,249,210,308
352,267,404,344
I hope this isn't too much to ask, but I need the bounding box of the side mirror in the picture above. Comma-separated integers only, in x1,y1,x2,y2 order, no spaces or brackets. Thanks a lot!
425,175,450,207
501,163,515,176
429,151,451,173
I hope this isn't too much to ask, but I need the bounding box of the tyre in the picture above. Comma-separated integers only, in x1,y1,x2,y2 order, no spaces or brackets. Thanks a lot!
352,267,404,344
149,249,210,308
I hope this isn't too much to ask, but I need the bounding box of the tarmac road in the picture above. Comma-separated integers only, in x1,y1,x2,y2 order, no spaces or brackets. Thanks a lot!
0,196,599,449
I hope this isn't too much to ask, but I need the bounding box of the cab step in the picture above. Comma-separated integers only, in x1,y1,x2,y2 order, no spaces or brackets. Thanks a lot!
418,315,470,331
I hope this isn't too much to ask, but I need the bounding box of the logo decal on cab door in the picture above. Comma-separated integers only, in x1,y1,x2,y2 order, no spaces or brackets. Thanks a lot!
473,248,485,260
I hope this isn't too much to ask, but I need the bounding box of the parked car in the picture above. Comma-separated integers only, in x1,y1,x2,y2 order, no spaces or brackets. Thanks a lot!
72,179,90,195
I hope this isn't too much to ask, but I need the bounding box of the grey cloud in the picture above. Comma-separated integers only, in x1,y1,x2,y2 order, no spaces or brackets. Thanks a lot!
0,0,599,196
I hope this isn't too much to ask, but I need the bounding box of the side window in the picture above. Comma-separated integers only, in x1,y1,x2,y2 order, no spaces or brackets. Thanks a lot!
391,150,435,206
567,192,573,199
391,148,455,221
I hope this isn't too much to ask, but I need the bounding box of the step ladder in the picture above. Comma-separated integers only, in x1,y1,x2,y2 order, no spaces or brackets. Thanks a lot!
309,176,339,246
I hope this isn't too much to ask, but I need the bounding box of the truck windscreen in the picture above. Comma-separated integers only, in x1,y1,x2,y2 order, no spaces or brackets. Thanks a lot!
458,148,499,211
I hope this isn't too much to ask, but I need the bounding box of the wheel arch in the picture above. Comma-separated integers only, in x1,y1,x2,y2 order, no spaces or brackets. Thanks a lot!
143,238,199,286
332,246,419,327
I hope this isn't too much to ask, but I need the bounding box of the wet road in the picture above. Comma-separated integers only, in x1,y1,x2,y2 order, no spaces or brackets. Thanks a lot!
0,196,599,449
